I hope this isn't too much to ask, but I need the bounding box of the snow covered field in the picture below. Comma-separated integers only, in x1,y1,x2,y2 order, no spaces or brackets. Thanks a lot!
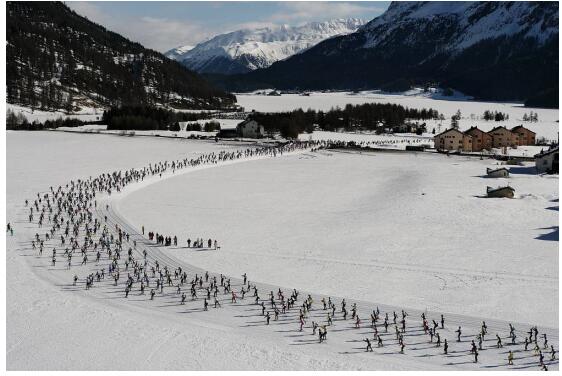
237,91,560,141
6,131,559,371
119,149,559,327
7,103,103,123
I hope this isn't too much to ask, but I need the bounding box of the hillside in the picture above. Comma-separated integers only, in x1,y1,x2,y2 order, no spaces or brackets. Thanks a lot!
6,1,236,111
215,1,559,107
166,19,365,75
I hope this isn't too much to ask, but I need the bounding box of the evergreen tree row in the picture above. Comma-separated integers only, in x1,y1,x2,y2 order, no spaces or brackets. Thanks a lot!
249,103,440,138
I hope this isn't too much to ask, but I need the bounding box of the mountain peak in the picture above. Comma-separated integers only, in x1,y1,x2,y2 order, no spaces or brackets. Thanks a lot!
362,1,558,50
165,18,366,75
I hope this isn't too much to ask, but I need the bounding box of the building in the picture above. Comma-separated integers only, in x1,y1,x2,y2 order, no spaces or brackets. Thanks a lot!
535,146,559,174
464,126,492,151
488,126,518,148
487,186,515,198
486,167,510,178
237,119,265,138
434,128,473,152
511,125,536,146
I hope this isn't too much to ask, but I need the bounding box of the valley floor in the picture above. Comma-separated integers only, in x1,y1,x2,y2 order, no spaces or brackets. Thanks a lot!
6,131,559,370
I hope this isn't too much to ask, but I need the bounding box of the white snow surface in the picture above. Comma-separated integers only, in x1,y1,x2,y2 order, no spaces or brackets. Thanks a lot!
7,103,103,123
7,131,559,370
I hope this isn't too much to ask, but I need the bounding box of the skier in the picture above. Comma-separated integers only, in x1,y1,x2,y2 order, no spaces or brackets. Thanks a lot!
496,334,503,348
364,338,373,352
508,350,514,365
456,326,462,342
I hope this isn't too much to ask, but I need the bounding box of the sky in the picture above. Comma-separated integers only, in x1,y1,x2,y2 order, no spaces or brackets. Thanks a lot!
67,1,390,52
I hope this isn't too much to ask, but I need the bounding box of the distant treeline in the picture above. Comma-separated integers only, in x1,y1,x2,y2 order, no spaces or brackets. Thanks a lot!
249,103,441,138
104,106,214,130
6,109,89,130
169,120,221,132
483,110,509,121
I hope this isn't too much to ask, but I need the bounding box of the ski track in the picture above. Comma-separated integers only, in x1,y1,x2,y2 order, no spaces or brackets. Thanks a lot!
10,143,559,371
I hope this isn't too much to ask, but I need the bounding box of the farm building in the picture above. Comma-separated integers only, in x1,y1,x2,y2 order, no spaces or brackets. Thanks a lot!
486,167,510,178
434,128,473,152
487,185,515,198
535,146,559,174
465,126,493,151
237,119,265,138
488,126,518,148
511,125,536,146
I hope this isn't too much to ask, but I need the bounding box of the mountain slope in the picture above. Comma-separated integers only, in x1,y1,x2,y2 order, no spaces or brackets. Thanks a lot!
216,1,558,107
6,2,236,111
166,19,365,75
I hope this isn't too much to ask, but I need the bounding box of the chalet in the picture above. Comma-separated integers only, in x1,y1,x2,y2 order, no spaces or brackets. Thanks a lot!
488,126,518,148
236,119,265,138
487,186,515,198
434,128,473,152
535,146,559,174
486,167,510,178
511,125,536,146
464,126,492,151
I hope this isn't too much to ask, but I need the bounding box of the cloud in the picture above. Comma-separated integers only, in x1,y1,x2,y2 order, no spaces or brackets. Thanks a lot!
128,16,211,51
269,2,386,24
67,2,387,52
67,2,211,52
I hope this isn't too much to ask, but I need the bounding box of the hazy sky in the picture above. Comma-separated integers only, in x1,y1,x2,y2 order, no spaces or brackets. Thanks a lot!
67,1,390,52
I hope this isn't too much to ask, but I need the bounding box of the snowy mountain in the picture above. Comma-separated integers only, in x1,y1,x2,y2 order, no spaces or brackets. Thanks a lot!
360,2,558,52
216,1,558,107
165,45,195,61
6,2,235,111
166,19,366,75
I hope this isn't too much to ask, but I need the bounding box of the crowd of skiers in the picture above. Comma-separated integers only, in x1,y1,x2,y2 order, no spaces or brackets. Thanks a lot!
17,138,557,371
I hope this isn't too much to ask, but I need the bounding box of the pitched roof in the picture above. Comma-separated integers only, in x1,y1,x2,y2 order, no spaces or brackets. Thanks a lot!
464,126,489,135
435,128,471,138
511,125,536,135
237,118,254,128
488,126,512,134
486,167,509,173
487,185,515,193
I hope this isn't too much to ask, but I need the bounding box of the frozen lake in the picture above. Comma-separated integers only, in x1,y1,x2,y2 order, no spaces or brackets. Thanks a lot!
119,149,559,328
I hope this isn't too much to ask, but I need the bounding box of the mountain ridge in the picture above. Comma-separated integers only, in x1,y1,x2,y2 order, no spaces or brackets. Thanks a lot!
166,18,366,75
6,1,236,111
212,1,559,107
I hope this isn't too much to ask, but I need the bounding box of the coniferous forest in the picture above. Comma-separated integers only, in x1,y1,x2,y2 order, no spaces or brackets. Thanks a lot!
6,2,236,112
248,103,440,138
